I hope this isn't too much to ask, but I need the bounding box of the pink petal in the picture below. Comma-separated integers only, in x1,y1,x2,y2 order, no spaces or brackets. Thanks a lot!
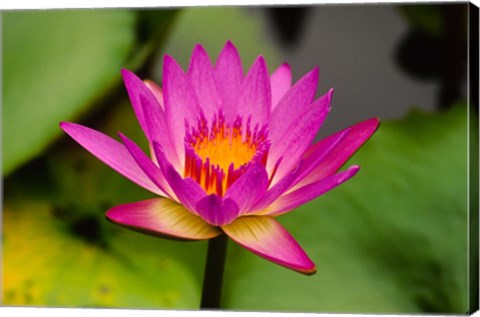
222,216,316,274
121,69,162,141
163,54,203,169
270,63,292,111
267,89,333,186
235,56,271,129
118,133,175,199
165,168,207,216
260,165,360,216
143,79,164,110
288,128,351,190
153,142,206,215
60,122,163,196
269,67,319,144
196,194,240,226
215,41,244,122
188,44,222,122
292,118,380,191
122,70,181,169
248,163,304,214
224,162,269,215
106,198,222,241
140,92,182,171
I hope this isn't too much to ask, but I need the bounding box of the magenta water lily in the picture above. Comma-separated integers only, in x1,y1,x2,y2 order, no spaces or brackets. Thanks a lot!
60,42,379,275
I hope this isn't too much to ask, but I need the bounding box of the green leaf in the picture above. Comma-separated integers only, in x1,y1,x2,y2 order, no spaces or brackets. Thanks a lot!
3,10,136,176
222,105,469,313
3,200,203,308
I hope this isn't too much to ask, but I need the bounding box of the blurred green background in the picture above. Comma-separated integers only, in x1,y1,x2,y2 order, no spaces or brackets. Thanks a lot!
2,4,477,313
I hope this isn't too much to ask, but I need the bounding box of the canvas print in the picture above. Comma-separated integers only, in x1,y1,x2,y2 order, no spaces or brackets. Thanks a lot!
2,3,478,314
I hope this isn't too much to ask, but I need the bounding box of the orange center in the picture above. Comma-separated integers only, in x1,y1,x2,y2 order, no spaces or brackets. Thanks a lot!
184,114,268,196
193,126,257,172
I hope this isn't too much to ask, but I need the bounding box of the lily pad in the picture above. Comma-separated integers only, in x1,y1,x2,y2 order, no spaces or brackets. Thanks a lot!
2,200,202,308
3,10,136,176
222,105,470,313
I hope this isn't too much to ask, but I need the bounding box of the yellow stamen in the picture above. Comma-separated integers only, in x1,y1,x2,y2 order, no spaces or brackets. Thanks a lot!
184,114,268,197
194,127,257,172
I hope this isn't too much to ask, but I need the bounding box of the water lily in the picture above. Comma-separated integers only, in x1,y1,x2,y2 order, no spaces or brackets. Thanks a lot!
60,41,379,275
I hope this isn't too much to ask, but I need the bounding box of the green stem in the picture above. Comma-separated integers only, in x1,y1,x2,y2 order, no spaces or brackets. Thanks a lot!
200,234,228,309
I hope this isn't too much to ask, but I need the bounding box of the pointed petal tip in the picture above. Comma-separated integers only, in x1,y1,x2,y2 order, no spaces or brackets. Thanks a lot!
191,43,210,61
120,68,137,81
216,40,243,73
193,43,207,52
248,55,267,72
299,265,317,275
223,40,237,51
117,131,127,141
291,66,319,88
255,55,267,67
189,43,216,79
249,56,269,84
325,88,335,108
311,88,334,110
352,117,381,137
281,62,291,70
59,121,83,135
371,117,381,127
163,54,175,67
371,118,381,133
277,258,317,275
105,206,119,221
349,165,361,174
194,42,203,49
281,254,317,275
59,121,79,134
311,66,320,78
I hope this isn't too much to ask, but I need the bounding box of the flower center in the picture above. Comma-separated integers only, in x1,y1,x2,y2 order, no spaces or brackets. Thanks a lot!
184,113,269,196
